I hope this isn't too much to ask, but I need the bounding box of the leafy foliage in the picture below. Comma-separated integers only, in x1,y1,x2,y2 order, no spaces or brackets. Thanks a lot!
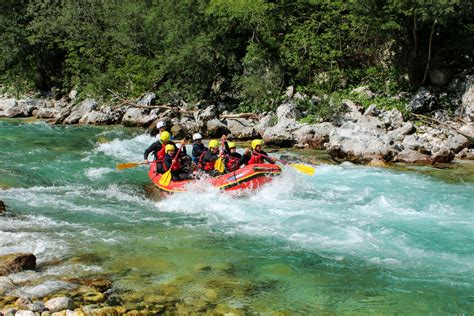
0,0,472,115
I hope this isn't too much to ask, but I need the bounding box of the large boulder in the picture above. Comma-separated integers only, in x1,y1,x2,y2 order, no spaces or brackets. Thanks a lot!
396,148,433,164
446,134,470,153
459,122,474,139
254,113,276,136
432,146,455,163
34,107,59,119
63,99,98,124
263,119,301,147
327,121,394,164
122,108,158,127
206,119,229,138
0,253,36,276
44,297,74,313
226,118,258,140
0,98,28,117
382,108,404,130
388,122,415,141
79,111,111,125
294,123,334,148
406,88,437,113
276,102,301,122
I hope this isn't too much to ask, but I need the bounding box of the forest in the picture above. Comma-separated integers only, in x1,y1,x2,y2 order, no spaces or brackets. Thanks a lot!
1,0,473,115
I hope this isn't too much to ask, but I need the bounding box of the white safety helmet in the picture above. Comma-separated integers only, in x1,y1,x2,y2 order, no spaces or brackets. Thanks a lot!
192,133,203,141
156,121,166,129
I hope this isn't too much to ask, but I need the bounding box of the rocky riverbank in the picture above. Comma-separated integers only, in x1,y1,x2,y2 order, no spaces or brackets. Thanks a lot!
1,75,473,165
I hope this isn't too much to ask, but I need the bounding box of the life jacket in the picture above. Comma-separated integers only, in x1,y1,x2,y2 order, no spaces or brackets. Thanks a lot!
226,156,240,171
248,151,263,165
156,144,166,161
162,155,181,172
199,151,215,171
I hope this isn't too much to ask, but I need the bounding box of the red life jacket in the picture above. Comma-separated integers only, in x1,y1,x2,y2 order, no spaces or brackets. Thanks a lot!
162,156,181,172
156,144,166,161
226,156,240,171
199,151,215,171
248,152,263,165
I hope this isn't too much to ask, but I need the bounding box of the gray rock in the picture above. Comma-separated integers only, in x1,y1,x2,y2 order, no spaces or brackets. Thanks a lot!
406,88,437,113
122,108,157,127
68,88,78,101
8,270,40,284
276,102,301,122
459,122,474,138
363,104,377,116
35,108,58,119
14,310,35,316
226,118,257,140
294,123,334,148
137,92,156,106
78,111,110,125
254,114,276,135
206,119,229,138
382,108,404,130
446,134,470,153
194,105,217,124
285,86,295,98
14,297,32,310
388,122,415,141
0,276,15,293
27,301,45,312
0,98,31,117
456,148,474,160
351,86,375,98
263,119,301,147
63,99,98,124
170,122,188,139
396,148,433,164
1,307,16,316
44,297,74,313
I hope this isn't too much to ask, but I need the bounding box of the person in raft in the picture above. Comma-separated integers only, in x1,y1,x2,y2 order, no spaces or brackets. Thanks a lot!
241,139,276,165
221,135,243,172
155,121,174,140
162,144,192,181
142,131,186,172
198,139,223,176
191,133,207,164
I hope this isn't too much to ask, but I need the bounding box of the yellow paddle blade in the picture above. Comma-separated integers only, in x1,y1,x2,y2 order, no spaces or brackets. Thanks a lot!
214,157,225,173
290,163,315,176
117,162,141,170
159,170,172,186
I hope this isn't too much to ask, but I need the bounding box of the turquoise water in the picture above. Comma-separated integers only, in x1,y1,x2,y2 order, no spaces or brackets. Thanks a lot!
1,119,473,314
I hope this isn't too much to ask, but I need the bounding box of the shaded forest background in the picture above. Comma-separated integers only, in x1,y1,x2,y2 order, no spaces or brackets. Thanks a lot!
1,0,473,114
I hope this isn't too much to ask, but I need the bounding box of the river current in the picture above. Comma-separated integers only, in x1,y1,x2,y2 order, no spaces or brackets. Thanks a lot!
1,120,473,314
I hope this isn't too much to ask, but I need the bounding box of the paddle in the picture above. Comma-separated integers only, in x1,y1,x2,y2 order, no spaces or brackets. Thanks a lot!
159,143,184,186
116,161,147,170
214,138,226,173
253,152,315,176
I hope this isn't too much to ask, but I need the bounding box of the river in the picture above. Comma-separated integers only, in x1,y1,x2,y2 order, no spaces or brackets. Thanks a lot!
1,119,473,314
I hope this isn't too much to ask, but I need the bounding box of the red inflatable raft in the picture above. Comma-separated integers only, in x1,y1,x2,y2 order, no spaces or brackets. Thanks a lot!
148,161,281,193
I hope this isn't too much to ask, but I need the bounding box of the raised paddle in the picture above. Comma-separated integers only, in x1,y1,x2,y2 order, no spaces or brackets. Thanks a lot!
253,152,315,176
116,161,147,170
159,143,184,186
214,138,226,173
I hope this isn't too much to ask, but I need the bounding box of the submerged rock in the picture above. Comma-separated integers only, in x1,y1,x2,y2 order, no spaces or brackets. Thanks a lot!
44,296,74,313
0,253,36,276
13,280,75,298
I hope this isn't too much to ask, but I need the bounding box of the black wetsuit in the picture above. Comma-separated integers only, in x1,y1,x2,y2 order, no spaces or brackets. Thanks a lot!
192,142,207,163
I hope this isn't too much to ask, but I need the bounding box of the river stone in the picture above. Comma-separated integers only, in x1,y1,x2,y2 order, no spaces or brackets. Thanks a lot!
382,108,404,130
15,297,33,309
446,134,470,153
27,301,46,312
206,119,229,138
388,122,415,141
0,253,36,276
294,123,334,148
276,102,301,122
14,310,35,316
396,149,433,164
226,118,257,140
0,276,15,293
78,111,110,125
35,108,59,119
1,307,16,316
459,122,474,138
433,146,455,163
14,280,75,298
456,148,474,160
263,119,301,147
63,99,98,124
122,108,157,127
0,98,30,117
44,297,74,313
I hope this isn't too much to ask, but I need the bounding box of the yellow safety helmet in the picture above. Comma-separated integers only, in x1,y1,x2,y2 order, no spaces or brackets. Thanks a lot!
160,131,170,142
228,141,236,149
209,139,219,149
165,144,175,153
251,139,264,150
